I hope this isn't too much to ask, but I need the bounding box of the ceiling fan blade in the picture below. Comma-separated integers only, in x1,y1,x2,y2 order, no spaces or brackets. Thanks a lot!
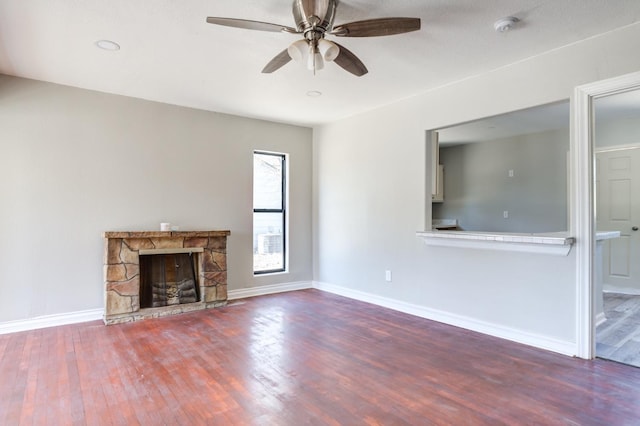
262,49,292,73
206,17,298,33
330,17,421,37
332,42,368,77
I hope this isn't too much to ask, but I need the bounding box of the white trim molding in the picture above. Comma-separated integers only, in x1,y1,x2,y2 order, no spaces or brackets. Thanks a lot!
574,70,640,360
313,281,576,357
0,282,314,335
1,282,578,358
595,143,640,153
603,286,640,296
0,309,103,335
228,281,313,300
417,231,574,256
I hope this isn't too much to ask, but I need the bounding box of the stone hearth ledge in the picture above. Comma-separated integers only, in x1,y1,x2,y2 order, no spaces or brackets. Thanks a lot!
103,230,230,325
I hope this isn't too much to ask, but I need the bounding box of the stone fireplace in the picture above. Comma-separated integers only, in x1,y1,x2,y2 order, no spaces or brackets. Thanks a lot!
103,230,230,325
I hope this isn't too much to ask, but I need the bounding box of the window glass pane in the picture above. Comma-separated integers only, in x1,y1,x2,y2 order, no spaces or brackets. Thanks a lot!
253,153,283,209
253,212,284,272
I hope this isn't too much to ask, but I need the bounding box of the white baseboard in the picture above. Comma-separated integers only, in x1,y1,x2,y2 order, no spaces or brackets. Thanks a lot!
0,309,103,335
228,281,313,300
0,282,313,335
603,286,640,296
0,281,578,358
313,281,576,357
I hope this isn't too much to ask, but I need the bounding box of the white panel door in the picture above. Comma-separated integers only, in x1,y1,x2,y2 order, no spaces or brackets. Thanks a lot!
596,148,640,291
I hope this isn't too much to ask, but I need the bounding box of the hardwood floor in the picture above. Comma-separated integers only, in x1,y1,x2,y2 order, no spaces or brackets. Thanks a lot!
597,292,640,368
2,289,640,425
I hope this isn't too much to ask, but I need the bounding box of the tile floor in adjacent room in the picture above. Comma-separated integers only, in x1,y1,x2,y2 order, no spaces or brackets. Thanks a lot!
596,292,640,368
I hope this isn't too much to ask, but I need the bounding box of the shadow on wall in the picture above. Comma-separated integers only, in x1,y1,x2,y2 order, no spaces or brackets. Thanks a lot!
0,35,12,79
0,74,50,103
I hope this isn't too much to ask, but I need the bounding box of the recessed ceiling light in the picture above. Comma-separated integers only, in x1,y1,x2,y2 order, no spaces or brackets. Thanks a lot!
494,16,520,33
95,40,120,51
306,90,322,97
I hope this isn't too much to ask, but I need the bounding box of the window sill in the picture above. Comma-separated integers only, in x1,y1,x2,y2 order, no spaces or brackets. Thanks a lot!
416,230,575,256
254,270,289,277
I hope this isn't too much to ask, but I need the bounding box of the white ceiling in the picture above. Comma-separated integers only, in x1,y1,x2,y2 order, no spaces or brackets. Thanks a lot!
1,0,640,127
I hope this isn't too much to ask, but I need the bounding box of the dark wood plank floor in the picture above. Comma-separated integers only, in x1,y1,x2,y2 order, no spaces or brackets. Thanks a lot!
2,289,640,425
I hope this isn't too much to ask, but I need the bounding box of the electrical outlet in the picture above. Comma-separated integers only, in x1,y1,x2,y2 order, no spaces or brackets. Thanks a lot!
385,270,392,282
503,211,509,218
508,169,514,177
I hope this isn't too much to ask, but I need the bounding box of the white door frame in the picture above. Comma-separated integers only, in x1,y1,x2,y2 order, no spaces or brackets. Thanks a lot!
574,71,640,359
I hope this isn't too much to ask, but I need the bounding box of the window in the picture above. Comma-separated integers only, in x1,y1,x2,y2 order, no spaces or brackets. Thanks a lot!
253,151,286,274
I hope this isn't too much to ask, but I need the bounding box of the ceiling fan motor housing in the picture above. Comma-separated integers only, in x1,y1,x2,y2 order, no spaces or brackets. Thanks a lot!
293,0,337,39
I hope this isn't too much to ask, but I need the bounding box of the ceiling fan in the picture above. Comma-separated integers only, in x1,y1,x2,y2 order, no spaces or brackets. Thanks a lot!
206,0,421,76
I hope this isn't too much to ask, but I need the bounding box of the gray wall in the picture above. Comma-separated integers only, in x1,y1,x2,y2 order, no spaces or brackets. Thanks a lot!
434,128,569,232
313,22,640,352
0,75,313,323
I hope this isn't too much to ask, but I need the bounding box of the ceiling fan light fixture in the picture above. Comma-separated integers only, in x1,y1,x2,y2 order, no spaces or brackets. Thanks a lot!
318,38,339,62
287,39,308,62
289,39,326,72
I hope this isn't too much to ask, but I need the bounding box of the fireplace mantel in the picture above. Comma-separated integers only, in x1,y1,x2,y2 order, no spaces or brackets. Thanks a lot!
103,230,230,325
104,231,230,239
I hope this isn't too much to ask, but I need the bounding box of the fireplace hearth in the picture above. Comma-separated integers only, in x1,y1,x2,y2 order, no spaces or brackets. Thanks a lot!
103,230,230,325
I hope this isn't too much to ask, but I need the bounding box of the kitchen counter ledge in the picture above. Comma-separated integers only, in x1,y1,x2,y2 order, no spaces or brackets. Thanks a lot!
416,230,575,256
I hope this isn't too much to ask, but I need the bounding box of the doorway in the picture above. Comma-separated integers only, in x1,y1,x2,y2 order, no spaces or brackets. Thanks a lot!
593,92,640,367
575,71,640,360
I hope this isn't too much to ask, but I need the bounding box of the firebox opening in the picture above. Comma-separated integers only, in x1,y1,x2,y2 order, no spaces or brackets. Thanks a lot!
139,252,200,309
